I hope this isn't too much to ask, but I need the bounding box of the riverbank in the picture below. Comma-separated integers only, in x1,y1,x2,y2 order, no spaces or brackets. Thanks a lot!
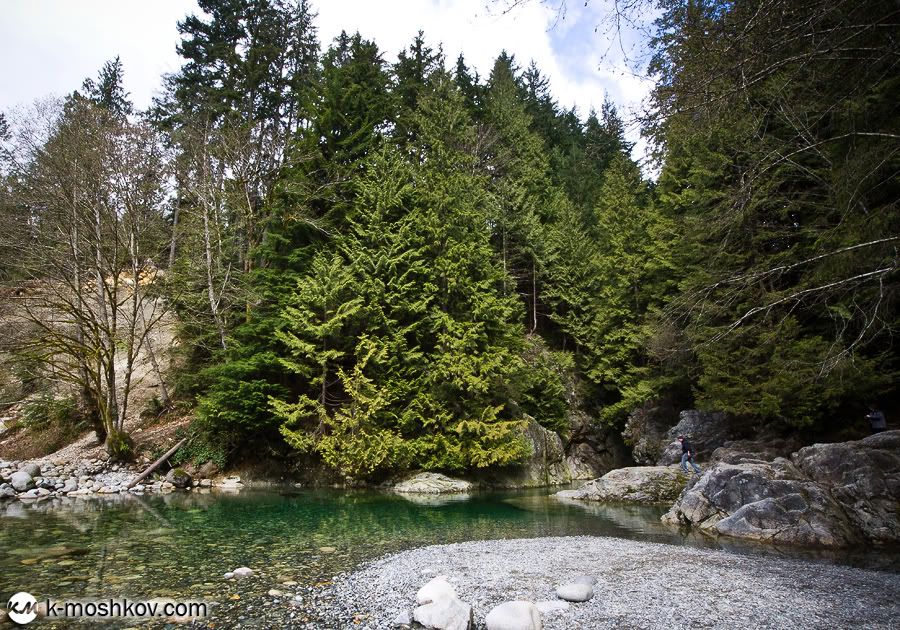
317,536,900,629
0,457,247,501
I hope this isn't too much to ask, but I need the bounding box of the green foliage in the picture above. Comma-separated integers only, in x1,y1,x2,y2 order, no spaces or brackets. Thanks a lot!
513,336,570,435
115,0,900,477
195,353,289,452
20,394,78,431
649,0,899,428
171,426,229,470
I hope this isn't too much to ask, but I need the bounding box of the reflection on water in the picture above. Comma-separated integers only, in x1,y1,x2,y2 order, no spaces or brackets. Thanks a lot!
1,487,897,626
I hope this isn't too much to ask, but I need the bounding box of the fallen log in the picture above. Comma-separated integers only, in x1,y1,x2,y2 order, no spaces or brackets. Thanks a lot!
126,437,188,489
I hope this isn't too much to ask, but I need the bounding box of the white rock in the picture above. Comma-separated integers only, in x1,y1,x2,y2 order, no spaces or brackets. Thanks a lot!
395,472,473,495
485,601,542,630
555,583,593,602
413,597,473,630
223,572,234,579
10,471,35,492
416,576,457,605
232,567,254,578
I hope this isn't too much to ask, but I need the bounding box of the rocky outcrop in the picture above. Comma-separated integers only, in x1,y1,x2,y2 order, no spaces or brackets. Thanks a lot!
623,407,749,466
657,410,748,465
565,410,630,478
480,417,610,488
394,473,473,494
556,465,689,505
622,402,678,465
516,417,571,486
663,431,900,547
662,458,858,546
710,436,803,465
793,431,900,543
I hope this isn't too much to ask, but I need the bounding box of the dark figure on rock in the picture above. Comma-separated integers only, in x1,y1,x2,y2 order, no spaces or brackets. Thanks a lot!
678,435,701,475
866,406,887,435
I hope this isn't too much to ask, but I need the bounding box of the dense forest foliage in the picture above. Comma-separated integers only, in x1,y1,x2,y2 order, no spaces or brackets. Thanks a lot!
0,0,896,476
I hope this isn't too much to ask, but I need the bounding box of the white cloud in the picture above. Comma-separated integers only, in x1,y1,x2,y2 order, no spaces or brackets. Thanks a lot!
0,0,655,163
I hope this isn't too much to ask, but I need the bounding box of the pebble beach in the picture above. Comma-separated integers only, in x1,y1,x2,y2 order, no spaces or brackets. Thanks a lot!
317,536,900,629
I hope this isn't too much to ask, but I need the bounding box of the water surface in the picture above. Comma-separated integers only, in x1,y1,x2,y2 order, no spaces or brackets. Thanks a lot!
1,487,896,627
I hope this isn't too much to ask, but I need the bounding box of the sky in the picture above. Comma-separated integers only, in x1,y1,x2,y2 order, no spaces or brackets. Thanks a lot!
0,0,656,163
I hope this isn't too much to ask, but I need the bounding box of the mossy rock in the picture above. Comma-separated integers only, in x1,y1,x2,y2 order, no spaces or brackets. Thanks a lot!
165,467,193,489
105,430,135,462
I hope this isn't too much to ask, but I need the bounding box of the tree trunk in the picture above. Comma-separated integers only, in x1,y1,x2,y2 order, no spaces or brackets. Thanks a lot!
202,199,228,350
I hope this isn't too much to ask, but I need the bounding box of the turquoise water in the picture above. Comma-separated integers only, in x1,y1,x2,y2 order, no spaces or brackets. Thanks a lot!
1,488,896,627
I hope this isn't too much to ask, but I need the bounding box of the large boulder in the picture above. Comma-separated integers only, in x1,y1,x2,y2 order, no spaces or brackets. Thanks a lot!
19,463,41,478
165,468,192,489
416,576,457,605
395,473,473,495
412,576,473,630
413,597,474,630
663,458,861,547
792,431,900,543
10,470,35,492
556,465,689,505
622,402,678,465
657,410,747,465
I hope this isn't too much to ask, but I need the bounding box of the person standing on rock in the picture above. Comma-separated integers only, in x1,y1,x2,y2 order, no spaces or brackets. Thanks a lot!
865,406,887,434
678,435,701,475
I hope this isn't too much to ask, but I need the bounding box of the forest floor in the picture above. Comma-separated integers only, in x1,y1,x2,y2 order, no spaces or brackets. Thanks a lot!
316,536,900,629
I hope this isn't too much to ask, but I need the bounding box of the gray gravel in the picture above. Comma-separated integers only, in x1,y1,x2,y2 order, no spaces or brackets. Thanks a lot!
321,536,900,629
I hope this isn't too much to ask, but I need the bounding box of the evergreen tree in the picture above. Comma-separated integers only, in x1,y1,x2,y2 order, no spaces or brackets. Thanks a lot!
453,54,483,120
649,0,899,427
392,31,444,149
81,56,133,118
483,53,553,333
271,78,539,478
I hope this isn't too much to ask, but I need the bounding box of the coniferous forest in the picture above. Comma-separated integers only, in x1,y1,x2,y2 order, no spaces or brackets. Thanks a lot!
0,0,896,478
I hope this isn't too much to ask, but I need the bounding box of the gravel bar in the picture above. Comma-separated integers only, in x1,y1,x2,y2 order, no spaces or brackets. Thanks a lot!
320,536,900,629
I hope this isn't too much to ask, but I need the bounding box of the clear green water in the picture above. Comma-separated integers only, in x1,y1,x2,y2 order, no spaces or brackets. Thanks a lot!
1,488,896,627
